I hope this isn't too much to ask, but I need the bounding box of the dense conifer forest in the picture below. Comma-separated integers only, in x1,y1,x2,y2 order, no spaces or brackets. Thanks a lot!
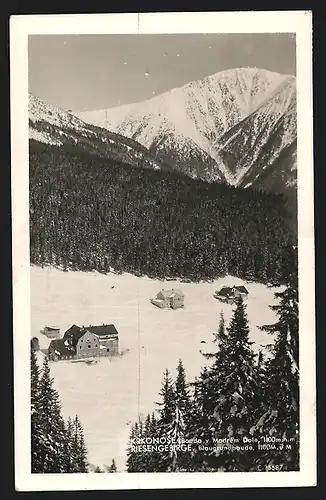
29,140,296,284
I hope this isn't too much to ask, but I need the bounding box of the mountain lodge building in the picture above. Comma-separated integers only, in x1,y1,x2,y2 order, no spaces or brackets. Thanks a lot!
48,323,119,361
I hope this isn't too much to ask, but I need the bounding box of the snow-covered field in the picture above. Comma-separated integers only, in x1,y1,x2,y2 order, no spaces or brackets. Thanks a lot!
31,265,281,471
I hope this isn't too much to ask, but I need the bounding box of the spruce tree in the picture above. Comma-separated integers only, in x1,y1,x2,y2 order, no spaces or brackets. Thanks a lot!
171,360,192,471
201,311,227,362
166,405,186,472
187,369,213,471
261,277,299,371
188,313,229,471
75,416,88,472
64,417,74,472
94,466,104,473
255,279,299,470
175,359,191,423
108,458,117,472
217,311,227,345
37,356,68,472
213,297,259,471
31,349,43,473
136,413,162,472
133,414,152,472
156,369,176,429
191,299,259,471
126,420,144,472
146,412,161,472
155,369,178,471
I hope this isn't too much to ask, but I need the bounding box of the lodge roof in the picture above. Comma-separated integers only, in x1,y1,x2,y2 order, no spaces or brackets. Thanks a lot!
234,285,249,294
63,324,84,348
156,289,184,299
48,338,75,357
84,324,119,337
216,286,233,297
64,324,82,337
216,285,249,297
63,323,119,348
157,290,172,299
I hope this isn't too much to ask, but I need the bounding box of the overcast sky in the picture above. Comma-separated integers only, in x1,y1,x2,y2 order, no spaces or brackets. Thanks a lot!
28,33,296,112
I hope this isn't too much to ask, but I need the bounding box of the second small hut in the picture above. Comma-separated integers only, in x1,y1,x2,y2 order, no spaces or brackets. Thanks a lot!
150,288,185,309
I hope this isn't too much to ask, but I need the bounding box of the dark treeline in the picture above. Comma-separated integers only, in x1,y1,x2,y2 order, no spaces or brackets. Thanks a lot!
30,140,295,284
126,270,299,472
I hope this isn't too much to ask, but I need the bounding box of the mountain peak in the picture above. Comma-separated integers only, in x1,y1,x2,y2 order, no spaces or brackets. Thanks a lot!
74,67,296,190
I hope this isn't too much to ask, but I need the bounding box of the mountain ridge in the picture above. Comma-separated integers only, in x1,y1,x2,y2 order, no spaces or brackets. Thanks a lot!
29,93,172,173
73,67,297,192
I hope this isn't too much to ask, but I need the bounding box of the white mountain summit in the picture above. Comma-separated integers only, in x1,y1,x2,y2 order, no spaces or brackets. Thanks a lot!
74,67,297,192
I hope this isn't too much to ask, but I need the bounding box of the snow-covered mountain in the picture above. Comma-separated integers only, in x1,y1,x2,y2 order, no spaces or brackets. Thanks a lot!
211,76,297,189
29,94,169,172
75,67,297,193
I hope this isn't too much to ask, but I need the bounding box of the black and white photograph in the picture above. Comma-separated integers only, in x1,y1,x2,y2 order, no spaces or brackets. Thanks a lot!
10,11,316,490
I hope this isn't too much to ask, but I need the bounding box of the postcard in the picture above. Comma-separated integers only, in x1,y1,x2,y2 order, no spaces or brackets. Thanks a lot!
10,10,316,490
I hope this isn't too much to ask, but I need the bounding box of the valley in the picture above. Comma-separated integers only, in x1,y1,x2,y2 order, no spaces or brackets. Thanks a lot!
32,265,282,471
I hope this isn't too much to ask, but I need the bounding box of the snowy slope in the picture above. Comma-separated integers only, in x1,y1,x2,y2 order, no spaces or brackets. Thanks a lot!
29,94,168,172
211,77,297,189
74,68,296,188
32,265,282,472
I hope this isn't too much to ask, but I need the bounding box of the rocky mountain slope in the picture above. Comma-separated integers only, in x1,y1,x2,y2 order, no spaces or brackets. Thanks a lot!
74,68,297,193
29,94,170,172
211,76,297,189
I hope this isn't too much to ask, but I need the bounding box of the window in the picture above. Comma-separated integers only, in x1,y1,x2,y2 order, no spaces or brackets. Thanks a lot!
95,344,97,348
80,345,82,349
88,345,91,349
107,348,110,352
81,339,83,342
